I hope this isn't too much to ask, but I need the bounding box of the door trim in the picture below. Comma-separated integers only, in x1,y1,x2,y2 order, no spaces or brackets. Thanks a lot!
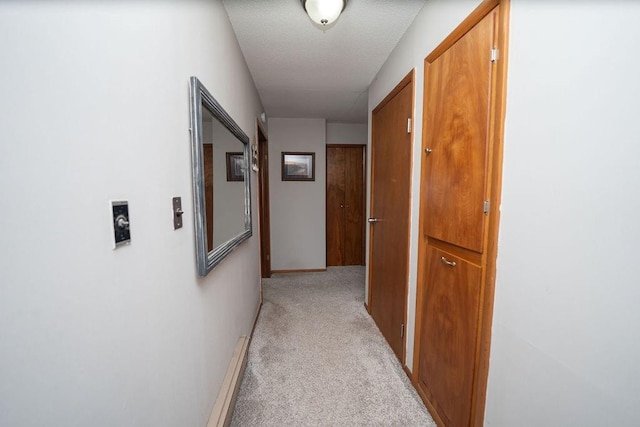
368,69,415,364
256,119,271,280
413,1,510,426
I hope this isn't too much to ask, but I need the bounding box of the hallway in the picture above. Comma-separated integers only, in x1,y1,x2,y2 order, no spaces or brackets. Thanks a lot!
231,268,433,426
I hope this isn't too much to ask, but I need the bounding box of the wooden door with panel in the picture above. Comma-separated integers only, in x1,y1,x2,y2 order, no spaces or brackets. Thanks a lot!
418,245,482,427
422,8,494,253
327,147,346,266
344,147,365,266
415,2,509,427
327,145,365,267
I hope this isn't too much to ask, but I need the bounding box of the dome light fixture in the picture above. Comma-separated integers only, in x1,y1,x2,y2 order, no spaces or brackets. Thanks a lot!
301,0,348,27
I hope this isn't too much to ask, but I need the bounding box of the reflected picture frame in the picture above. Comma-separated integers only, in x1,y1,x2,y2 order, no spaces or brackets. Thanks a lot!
226,152,245,181
281,152,315,181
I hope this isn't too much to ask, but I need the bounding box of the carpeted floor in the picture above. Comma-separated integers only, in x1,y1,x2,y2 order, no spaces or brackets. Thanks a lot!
230,266,435,426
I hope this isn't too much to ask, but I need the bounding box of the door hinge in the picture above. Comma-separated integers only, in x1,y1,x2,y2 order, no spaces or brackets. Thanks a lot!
407,118,412,134
401,323,405,338
491,48,499,63
484,200,490,214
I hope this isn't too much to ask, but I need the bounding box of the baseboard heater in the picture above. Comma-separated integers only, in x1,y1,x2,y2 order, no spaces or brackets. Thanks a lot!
207,336,250,427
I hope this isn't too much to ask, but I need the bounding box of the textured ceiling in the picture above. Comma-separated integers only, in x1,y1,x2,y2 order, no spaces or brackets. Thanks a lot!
222,0,426,123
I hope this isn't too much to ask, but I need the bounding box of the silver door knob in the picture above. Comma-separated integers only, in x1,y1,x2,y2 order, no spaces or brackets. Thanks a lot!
368,218,380,224
425,147,433,155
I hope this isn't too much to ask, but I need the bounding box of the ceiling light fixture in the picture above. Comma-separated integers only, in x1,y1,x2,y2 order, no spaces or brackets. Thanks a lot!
301,0,348,27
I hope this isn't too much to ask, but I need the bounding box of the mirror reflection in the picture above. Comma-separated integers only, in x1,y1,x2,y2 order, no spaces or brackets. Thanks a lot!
201,106,248,251
190,76,252,276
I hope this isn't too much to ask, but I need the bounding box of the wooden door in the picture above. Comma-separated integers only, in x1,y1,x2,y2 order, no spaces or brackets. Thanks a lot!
327,145,365,266
418,246,481,427
423,8,494,253
257,123,271,278
414,2,510,426
369,72,413,361
327,147,346,266
344,147,365,265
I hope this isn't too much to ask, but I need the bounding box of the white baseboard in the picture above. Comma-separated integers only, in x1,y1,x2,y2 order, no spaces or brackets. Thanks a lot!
207,336,250,427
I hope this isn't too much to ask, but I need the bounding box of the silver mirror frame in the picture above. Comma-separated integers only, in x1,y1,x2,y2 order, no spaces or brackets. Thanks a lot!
189,76,252,276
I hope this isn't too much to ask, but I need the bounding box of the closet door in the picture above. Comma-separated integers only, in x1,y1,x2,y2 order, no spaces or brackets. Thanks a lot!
327,147,346,266
415,3,509,427
422,10,494,253
418,245,481,427
326,145,365,266
343,147,364,265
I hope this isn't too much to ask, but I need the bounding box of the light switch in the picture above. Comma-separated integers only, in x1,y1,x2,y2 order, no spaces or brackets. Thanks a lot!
173,197,183,230
111,200,131,248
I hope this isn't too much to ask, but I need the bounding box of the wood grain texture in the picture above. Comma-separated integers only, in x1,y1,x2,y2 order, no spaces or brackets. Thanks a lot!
326,145,365,266
369,71,414,362
418,246,481,427
207,336,249,427
423,10,494,253
257,121,271,278
414,2,510,427
344,146,365,265
326,147,346,266
270,269,327,274
471,3,510,425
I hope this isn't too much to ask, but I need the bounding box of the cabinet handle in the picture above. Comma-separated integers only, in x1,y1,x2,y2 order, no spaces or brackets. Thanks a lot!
441,256,457,267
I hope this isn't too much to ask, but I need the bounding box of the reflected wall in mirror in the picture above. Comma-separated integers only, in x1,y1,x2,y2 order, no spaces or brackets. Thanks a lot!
190,76,251,276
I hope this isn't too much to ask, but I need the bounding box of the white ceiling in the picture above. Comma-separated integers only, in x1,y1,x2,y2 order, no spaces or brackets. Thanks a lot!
222,0,426,123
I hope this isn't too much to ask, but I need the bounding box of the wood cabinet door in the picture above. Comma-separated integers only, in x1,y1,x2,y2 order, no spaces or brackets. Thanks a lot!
423,11,495,253
418,245,482,427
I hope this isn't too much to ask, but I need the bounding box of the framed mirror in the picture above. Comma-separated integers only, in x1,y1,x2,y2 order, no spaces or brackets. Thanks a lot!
189,76,252,276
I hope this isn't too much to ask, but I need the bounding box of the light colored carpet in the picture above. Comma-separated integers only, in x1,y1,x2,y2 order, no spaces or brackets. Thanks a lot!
230,266,435,426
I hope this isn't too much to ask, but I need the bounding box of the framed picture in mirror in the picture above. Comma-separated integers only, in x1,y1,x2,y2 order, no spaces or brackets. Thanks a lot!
226,152,245,181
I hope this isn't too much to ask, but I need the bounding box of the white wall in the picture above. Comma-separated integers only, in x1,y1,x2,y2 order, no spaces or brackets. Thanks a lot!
367,0,483,371
268,118,326,271
0,2,263,426
485,2,640,426
326,122,368,145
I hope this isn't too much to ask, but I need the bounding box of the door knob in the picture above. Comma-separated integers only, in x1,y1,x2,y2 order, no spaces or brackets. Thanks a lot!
425,147,433,155
368,218,380,224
